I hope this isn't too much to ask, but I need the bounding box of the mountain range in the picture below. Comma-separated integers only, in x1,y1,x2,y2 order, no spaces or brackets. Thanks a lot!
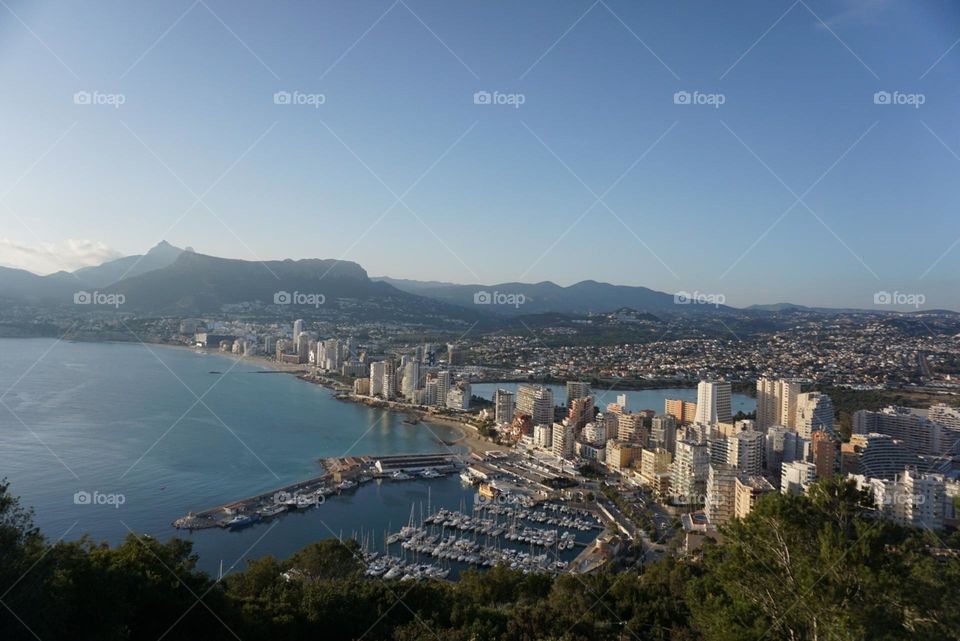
0,242,950,317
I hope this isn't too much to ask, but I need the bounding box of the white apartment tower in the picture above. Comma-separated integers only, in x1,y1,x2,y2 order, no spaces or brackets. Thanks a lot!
694,381,732,426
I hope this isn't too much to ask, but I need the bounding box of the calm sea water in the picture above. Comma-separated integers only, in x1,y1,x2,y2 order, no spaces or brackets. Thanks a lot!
0,339,468,574
471,382,755,415
0,340,753,576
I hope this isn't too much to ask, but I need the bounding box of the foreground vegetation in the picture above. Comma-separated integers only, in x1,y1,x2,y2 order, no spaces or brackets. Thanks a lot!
1,479,958,641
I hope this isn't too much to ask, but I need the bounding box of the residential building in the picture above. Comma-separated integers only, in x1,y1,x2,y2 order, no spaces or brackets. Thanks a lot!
552,421,575,459
765,426,810,476
672,440,710,504
566,381,591,406
650,414,678,454
617,412,646,444
605,440,641,472
811,430,836,478
567,395,594,430
706,464,738,525
665,399,698,425
517,385,555,427
853,406,947,456
369,361,387,397
640,448,672,487
727,430,764,477
781,461,817,495
734,475,775,518
795,392,834,438
446,382,471,411
494,389,515,425
694,381,732,426
533,424,553,449
847,433,917,480
756,378,801,431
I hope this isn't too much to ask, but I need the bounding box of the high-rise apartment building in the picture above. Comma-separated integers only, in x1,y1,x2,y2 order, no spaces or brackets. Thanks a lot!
853,406,948,456
292,319,304,346
765,426,810,476
694,381,732,426
401,361,422,400
706,463,738,525
369,361,387,398
672,440,710,504
756,378,802,430
727,430,764,477
734,475,775,518
566,381,591,406
567,396,594,430
650,414,678,454
639,448,672,486
494,389,515,425
811,430,836,478
552,421,574,459
795,392,834,438
664,398,698,425
616,412,646,444
435,371,452,408
781,461,817,495
516,384,555,427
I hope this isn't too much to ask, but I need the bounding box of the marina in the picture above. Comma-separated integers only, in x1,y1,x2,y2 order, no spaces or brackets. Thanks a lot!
362,499,608,580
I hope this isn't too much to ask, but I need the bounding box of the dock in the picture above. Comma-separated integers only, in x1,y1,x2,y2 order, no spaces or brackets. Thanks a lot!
173,452,465,530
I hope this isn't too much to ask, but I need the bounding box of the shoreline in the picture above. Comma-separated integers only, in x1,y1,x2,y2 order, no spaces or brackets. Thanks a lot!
163,344,505,456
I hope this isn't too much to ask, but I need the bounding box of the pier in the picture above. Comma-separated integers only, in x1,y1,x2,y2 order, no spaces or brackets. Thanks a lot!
172,452,464,530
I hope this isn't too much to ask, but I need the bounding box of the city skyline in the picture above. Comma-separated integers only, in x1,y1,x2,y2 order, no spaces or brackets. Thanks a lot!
2,1,960,310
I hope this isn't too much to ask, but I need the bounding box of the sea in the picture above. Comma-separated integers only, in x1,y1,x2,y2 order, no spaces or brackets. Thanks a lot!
0,339,754,576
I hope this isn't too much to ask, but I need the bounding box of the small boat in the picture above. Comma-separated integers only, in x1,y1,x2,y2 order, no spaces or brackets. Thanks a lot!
295,495,316,509
258,504,287,519
383,566,403,580
225,513,260,530
337,480,357,491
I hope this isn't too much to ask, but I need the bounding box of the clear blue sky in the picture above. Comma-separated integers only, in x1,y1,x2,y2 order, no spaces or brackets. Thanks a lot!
1,0,959,310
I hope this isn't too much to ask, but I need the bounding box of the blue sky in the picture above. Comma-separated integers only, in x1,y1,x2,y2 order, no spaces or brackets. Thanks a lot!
1,0,959,309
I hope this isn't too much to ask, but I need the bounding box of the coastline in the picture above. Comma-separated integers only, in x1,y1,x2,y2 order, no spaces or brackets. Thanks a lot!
164,344,505,456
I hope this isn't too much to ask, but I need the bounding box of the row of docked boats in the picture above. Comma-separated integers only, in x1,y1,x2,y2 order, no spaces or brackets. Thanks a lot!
222,477,372,530
387,527,569,573
475,502,600,532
